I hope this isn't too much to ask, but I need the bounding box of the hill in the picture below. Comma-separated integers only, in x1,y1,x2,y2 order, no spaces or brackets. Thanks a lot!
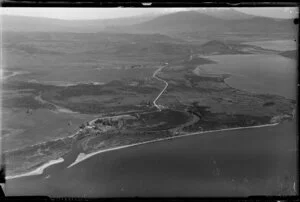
123,11,226,34
1,10,297,42
1,14,158,33
197,40,247,55
195,8,255,20
201,40,231,50
118,11,296,40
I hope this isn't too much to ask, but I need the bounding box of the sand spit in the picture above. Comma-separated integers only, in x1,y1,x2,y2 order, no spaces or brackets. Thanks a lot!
6,158,64,180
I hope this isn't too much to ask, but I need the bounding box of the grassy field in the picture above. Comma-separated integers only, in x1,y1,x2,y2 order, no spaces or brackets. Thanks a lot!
2,107,97,151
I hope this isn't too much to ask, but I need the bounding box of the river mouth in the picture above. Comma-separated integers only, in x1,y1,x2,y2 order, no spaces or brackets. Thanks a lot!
5,120,297,197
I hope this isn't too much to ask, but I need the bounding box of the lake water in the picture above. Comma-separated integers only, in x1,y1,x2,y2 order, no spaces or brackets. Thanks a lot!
243,40,297,51
6,120,297,197
196,54,297,99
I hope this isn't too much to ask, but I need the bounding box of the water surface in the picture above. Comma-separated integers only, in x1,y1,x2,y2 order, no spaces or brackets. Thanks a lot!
197,54,297,99
6,120,297,197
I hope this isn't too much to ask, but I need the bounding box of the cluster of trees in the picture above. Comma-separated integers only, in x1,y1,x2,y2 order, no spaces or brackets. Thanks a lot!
263,101,275,107
183,108,271,132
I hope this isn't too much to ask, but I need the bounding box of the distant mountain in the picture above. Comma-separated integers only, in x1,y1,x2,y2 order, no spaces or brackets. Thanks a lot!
1,14,158,33
1,10,296,41
1,15,80,32
195,8,255,20
124,11,294,34
123,11,226,34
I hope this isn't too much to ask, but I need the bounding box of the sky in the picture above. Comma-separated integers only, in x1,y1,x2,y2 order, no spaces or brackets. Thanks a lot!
0,7,298,20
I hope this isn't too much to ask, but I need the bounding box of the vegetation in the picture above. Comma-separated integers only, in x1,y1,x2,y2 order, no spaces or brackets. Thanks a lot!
183,104,271,132
263,101,275,107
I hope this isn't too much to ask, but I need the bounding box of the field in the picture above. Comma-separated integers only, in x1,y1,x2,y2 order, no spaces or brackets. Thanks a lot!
1,108,96,151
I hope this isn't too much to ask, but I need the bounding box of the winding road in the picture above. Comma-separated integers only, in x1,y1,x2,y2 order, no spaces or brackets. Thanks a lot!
152,63,169,111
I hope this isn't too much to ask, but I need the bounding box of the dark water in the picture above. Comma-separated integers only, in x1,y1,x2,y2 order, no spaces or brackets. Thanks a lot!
5,120,297,197
200,54,297,99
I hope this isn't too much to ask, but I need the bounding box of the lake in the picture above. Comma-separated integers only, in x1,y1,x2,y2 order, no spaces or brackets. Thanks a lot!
195,54,297,99
5,120,297,197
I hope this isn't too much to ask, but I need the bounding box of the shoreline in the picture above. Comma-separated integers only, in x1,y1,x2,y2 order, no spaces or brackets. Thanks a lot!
5,122,279,180
67,122,279,168
6,158,64,180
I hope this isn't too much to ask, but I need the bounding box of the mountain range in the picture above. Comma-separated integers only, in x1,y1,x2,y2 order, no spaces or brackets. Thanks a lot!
1,9,297,40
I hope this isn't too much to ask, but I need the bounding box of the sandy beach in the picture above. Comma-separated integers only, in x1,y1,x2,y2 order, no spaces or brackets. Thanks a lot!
6,158,64,180
67,122,279,168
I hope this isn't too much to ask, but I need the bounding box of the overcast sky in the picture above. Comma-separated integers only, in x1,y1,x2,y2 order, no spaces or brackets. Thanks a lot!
0,7,298,20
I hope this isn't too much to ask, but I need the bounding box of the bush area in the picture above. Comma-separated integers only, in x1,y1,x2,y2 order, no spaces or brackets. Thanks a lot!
183,103,271,132
138,109,190,131
53,85,113,100
263,101,275,107
2,96,55,110
3,81,58,93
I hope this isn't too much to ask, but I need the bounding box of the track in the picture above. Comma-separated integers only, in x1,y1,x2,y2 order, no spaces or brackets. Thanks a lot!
152,63,169,111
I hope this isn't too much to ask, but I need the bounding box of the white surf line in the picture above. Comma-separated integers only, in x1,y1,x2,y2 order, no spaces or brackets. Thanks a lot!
6,157,64,180
67,122,279,169
152,64,169,111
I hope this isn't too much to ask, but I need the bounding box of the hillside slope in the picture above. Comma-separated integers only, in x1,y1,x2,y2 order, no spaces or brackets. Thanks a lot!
116,11,296,41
